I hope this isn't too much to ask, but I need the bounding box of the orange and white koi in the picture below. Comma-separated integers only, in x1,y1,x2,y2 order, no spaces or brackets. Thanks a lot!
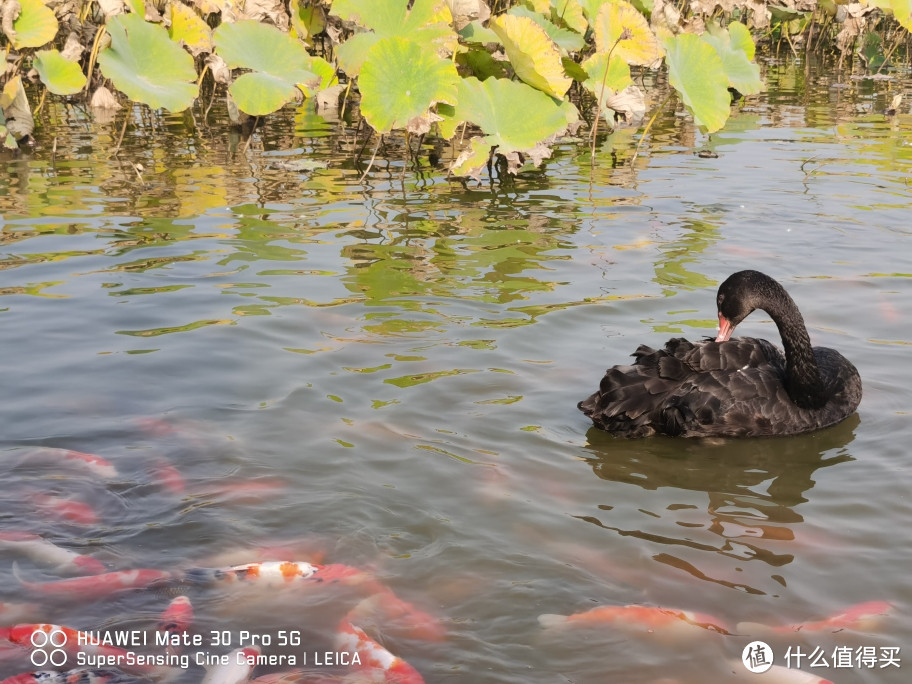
0,668,121,684
729,661,833,683
181,561,371,590
157,596,193,653
344,588,445,642
33,494,98,525
335,622,424,684
0,532,106,575
737,600,892,635
538,604,730,637
200,646,260,684
18,448,118,480
13,564,171,600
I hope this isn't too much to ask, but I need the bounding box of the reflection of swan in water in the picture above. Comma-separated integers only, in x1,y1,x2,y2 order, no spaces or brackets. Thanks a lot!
579,271,862,437
576,415,858,595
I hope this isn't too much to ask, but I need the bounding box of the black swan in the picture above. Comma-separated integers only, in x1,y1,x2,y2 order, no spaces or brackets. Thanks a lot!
578,271,862,437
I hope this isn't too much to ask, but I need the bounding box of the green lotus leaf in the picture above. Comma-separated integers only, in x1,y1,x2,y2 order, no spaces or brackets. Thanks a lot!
359,37,459,133
581,52,632,105
552,0,588,34
169,2,213,54
333,0,456,77
290,0,326,44
593,0,663,67
335,32,382,77
459,20,501,44
11,0,59,49
33,50,87,95
702,25,762,95
214,20,318,116
98,14,198,112
440,76,578,151
886,0,912,31
728,20,755,61
665,33,731,133
508,6,585,53
457,49,508,81
490,14,571,99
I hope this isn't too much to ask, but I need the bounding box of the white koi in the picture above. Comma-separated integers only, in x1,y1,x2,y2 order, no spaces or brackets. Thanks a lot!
201,646,260,684
0,532,105,575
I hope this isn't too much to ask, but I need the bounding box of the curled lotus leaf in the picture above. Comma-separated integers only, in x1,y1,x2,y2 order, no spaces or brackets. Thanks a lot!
665,33,731,133
593,0,663,67
98,14,199,112
702,24,762,96
33,49,87,95
358,36,459,133
490,14,572,99
11,0,59,49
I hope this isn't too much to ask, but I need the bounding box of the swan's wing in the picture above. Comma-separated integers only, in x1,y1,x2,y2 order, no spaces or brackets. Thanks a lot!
579,337,788,437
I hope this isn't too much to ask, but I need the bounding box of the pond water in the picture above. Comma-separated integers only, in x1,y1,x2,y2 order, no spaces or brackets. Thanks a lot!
1,61,911,684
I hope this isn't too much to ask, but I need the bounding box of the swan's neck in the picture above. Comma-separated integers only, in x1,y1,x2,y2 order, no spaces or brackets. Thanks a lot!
766,293,826,410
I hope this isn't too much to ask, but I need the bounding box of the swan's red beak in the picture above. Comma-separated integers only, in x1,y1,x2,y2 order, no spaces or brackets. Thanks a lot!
716,314,734,342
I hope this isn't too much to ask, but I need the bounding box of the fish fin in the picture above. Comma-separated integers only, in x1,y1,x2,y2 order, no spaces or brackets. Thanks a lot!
537,614,569,629
734,621,776,635
11,561,34,591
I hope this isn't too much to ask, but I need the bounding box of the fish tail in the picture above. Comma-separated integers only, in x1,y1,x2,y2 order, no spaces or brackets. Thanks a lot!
537,614,569,629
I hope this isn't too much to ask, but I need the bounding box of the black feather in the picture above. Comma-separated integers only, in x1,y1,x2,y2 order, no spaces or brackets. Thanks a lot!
579,272,862,438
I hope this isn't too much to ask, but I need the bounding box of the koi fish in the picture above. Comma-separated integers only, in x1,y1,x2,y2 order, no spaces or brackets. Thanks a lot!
191,479,287,505
344,588,445,642
736,600,892,635
335,621,424,684
13,564,171,600
728,661,833,683
181,561,371,590
538,604,730,637
0,669,122,684
249,673,344,684
200,646,260,684
150,459,186,495
0,532,106,575
33,494,98,525
0,601,40,623
18,448,118,480
157,596,193,653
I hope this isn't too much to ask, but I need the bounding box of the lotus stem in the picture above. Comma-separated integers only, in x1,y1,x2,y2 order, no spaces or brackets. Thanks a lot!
84,27,108,98
631,92,672,166
359,134,383,183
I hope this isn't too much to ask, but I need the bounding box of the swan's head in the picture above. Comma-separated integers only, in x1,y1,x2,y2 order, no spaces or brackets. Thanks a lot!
714,270,775,342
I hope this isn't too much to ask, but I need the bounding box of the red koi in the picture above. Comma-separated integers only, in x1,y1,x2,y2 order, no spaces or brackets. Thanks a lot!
344,588,445,642
19,449,118,480
33,494,98,525
201,646,260,684
151,459,186,495
538,604,730,636
728,660,833,683
335,621,424,684
249,672,344,684
157,596,193,654
0,532,105,575
737,600,892,635
13,564,171,600
0,669,120,684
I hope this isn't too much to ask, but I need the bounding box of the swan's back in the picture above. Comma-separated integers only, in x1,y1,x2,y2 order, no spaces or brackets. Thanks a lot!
578,337,861,438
